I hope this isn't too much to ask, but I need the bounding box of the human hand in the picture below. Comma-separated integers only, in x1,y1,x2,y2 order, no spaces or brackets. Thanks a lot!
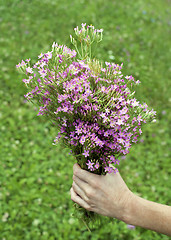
70,163,134,222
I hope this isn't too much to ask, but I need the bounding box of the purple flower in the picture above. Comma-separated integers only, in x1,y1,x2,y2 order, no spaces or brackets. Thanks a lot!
94,162,100,169
127,224,135,230
79,135,86,145
104,131,109,137
38,69,47,78
139,128,142,135
44,51,52,59
118,138,125,145
136,80,141,85
75,125,82,135
133,127,137,132
26,67,33,74
25,58,31,62
82,150,89,157
104,166,118,174
63,106,68,112
110,155,115,162
94,137,102,146
38,53,44,58
124,141,131,149
102,116,108,123
114,159,120,165
81,23,86,28
86,160,94,170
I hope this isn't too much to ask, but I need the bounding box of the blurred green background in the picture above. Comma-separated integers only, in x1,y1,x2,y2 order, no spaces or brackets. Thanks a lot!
0,0,171,239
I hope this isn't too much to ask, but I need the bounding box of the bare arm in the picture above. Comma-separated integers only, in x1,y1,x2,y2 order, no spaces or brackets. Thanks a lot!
126,194,171,236
70,163,171,236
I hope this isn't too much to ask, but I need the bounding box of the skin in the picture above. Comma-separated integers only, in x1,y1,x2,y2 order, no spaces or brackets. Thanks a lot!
70,163,134,221
70,163,171,236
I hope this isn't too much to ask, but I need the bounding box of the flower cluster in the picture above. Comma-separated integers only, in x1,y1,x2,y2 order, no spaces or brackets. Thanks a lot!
17,23,156,175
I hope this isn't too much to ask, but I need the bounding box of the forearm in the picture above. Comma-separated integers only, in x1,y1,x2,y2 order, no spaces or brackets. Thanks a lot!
125,194,171,236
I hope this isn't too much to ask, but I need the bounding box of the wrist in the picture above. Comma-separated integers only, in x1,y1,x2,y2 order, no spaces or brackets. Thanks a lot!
122,191,137,224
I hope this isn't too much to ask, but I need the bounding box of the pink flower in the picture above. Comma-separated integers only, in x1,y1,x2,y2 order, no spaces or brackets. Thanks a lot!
127,224,135,230
93,105,99,111
94,162,100,169
26,58,31,62
79,135,86,145
139,128,142,135
86,160,94,170
104,166,118,174
82,150,89,157
110,155,115,162
38,53,44,59
26,67,33,74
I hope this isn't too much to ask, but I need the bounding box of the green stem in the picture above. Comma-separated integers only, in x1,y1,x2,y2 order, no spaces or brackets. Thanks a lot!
81,41,84,59
74,43,82,59
89,45,91,59
81,218,92,232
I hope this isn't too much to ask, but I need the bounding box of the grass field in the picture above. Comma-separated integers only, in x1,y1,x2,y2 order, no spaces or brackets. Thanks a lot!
0,0,171,239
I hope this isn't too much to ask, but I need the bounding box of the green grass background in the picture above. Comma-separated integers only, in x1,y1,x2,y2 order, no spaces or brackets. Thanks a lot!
0,0,171,239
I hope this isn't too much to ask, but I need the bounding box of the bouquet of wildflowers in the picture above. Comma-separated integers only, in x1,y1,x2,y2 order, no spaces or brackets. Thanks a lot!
17,23,156,229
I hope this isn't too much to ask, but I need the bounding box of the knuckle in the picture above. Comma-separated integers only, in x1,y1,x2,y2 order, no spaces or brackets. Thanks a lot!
85,188,93,198
86,198,91,205
90,176,100,188
92,181,99,189
85,205,91,211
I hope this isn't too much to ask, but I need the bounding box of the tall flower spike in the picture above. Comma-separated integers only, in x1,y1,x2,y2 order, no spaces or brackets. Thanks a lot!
70,24,103,60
